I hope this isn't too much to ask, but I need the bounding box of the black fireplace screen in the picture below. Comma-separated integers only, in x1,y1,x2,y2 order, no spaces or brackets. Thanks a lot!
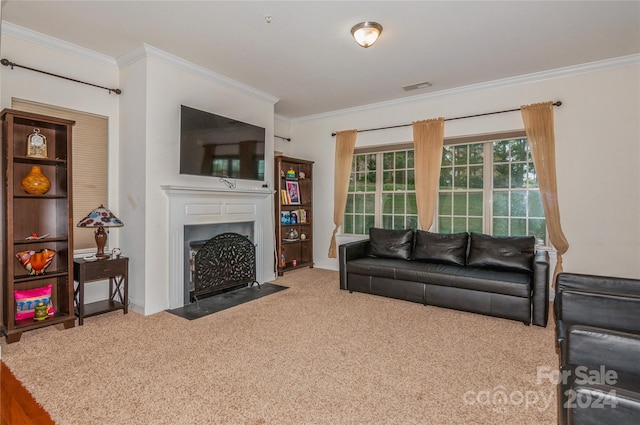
193,232,259,301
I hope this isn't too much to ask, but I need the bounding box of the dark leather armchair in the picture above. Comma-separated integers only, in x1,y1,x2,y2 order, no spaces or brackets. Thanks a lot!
554,273,640,425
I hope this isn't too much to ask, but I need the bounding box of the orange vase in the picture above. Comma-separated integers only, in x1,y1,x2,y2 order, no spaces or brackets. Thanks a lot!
21,165,51,195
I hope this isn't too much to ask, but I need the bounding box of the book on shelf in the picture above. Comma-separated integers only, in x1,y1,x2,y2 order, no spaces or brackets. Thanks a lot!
280,209,308,224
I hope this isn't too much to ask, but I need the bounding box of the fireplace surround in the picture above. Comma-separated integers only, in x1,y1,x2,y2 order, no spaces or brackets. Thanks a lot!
162,185,273,309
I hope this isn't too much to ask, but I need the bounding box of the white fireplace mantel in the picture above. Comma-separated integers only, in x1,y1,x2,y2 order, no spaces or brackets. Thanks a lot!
161,185,275,308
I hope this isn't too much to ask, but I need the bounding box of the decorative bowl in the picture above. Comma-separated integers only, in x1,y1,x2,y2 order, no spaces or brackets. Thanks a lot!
16,249,56,275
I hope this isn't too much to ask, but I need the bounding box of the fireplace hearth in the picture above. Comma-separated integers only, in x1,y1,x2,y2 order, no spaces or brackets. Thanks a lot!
192,232,259,302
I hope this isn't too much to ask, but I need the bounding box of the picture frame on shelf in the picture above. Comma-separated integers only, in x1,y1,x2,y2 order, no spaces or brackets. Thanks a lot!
286,181,301,205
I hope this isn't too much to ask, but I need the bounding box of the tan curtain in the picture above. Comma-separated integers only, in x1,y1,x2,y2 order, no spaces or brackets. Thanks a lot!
413,118,445,230
328,129,358,258
521,102,569,283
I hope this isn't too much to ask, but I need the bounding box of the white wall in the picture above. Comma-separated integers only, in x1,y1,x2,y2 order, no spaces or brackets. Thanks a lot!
289,61,640,280
119,46,278,314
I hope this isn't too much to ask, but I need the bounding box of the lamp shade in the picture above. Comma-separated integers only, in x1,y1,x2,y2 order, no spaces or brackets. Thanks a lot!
77,205,123,259
351,21,383,48
77,205,124,228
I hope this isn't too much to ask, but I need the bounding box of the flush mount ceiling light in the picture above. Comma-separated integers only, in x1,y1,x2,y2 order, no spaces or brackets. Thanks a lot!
351,21,383,48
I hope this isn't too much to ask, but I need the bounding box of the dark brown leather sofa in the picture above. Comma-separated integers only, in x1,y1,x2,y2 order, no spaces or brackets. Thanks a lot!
339,228,549,326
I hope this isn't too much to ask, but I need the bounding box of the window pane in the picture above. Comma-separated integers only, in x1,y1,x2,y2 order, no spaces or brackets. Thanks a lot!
493,164,509,188
364,215,375,234
393,193,405,214
526,163,538,188
355,194,364,213
453,193,467,216
469,165,483,189
469,144,483,164
469,217,483,233
354,215,364,234
407,170,415,190
366,154,376,171
348,176,355,192
383,171,394,190
511,218,526,236
493,218,509,236
395,151,406,169
493,192,509,216
454,145,468,165
345,194,354,214
494,140,509,162
407,150,414,168
510,163,527,188
355,172,366,192
453,217,467,233
382,215,392,228
510,191,527,217
442,146,453,166
383,152,394,169
393,216,404,230
382,193,393,214
343,216,353,234
439,216,452,233
440,168,452,190
355,155,366,171
454,168,468,189
406,193,417,214
395,170,406,190
367,171,376,191
529,219,547,245
406,215,418,230
439,193,452,215
528,191,544,217
468,192,483,216
365,194,375,213
510,139,527,162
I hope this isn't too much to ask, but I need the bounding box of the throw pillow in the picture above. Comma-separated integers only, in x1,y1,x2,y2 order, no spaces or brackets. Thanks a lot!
14,285,55,321
412,231,468,266
467,233,535,273
368,227,414,260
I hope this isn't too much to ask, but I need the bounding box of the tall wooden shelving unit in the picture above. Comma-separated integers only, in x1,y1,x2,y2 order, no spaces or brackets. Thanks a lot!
1,109,76,343
274,155,313,276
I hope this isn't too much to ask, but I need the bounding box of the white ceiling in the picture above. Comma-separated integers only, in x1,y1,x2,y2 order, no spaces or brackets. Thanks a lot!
1,1,639,119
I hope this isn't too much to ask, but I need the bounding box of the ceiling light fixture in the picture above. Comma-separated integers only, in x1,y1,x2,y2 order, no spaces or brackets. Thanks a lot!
351,21,383,48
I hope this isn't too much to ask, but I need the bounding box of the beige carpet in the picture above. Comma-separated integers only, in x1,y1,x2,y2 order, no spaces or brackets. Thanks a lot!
1,268,558,425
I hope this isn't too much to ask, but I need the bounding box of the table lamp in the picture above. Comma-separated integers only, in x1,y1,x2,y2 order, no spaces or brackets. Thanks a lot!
77,205,124,259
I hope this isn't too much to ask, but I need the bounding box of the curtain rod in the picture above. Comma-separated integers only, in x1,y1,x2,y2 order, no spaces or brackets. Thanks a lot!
275,135,291,142
330,101,562,137
1,58,122,95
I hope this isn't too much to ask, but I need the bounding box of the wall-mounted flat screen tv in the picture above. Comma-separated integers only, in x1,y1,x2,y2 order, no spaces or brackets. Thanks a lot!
180,105,265,181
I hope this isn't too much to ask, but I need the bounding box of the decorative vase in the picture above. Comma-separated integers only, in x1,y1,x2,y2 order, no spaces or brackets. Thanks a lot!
16,249,56,275
21,165,51,195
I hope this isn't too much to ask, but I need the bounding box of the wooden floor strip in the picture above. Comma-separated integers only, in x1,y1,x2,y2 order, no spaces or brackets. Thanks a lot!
1,361,55,425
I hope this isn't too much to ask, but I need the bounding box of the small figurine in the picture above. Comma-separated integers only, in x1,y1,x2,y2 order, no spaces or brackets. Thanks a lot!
286,168,296,178
298,171,306,179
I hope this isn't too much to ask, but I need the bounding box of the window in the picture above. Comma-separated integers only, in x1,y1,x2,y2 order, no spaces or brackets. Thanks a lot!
344,136,547,245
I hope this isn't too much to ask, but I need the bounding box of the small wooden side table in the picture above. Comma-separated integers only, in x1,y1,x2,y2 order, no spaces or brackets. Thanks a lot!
73,256,129,325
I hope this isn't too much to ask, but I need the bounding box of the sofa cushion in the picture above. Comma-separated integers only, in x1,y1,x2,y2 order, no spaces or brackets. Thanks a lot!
368,227,414,260
412,231,468,266
467,233,535,273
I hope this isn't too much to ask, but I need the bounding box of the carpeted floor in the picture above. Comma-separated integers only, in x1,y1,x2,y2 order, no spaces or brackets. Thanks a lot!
0,268,558,424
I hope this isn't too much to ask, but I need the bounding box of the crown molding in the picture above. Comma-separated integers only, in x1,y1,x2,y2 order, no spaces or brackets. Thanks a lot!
1,21,118,67
290,54,640,124
117,44,279,106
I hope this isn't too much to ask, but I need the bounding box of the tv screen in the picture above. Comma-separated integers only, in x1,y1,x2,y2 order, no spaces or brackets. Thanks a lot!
180,105,265,181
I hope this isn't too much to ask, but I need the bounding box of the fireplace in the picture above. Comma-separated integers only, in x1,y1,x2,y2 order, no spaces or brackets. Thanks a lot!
162,185,274,309
185,221,254,303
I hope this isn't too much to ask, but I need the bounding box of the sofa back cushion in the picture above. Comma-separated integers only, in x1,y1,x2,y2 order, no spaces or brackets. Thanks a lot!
467,233,535,273
412,231,468,266
368,227,414,260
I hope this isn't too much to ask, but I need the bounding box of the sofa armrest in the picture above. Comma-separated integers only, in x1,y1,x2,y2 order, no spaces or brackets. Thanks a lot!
531,250,549,327
556,290,640,346
567,384,640,425
339,239,370,290
565,326,640,375
556,273,640,298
